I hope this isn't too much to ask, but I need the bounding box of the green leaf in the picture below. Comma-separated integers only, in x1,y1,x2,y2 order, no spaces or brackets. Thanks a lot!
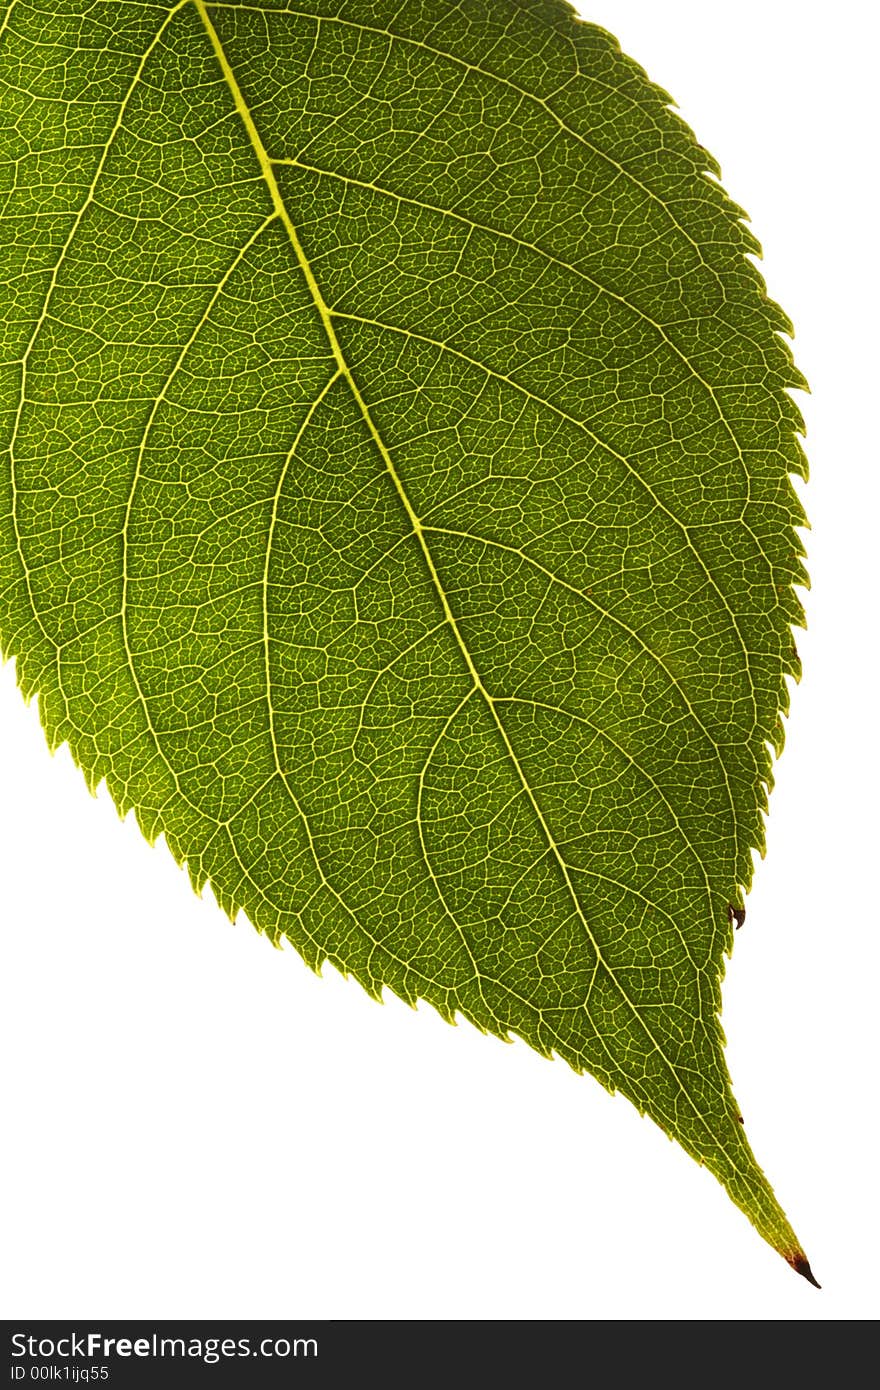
0,0,811,1277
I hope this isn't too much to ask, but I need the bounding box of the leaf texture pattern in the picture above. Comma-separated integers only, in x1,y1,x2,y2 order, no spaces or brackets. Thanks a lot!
0,0,811,1273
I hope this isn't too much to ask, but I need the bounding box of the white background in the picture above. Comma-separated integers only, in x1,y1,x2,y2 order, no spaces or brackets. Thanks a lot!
1,0,877,1322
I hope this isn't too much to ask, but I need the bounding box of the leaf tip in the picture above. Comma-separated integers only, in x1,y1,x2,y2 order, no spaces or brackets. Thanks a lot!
788,1253,821,1289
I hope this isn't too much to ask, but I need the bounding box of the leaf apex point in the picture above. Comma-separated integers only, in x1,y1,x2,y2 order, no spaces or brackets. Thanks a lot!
789,1254,821,1289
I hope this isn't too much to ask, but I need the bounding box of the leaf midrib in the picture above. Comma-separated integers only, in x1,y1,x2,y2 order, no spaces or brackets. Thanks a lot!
196,0,619,969
193,0,737,1156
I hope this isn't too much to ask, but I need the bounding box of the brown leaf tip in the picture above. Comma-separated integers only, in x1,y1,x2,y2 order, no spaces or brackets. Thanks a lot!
789,1254,821,1288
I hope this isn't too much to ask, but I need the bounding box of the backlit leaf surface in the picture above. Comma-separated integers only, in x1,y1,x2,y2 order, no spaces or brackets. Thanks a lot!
0,0,811,1274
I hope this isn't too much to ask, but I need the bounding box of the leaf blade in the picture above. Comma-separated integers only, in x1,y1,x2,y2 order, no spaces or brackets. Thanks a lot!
0,0,811,1274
